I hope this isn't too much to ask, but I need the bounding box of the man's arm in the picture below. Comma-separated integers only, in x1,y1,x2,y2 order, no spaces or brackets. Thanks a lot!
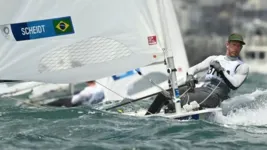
71,89,92,104
220,63,249,90
177,56,217,86
187,56,217,75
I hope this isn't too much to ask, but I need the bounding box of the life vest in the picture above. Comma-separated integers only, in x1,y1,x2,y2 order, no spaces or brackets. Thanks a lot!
205,55,243,84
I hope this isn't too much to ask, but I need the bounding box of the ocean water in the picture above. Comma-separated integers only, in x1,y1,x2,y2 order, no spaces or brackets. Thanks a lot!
0,73,267,150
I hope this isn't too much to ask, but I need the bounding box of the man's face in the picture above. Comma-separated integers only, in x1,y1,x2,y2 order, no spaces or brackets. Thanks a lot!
226,41,243,57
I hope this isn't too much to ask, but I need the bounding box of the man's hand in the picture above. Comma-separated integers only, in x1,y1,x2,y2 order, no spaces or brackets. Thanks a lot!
210,61,225,72
186,74,197,90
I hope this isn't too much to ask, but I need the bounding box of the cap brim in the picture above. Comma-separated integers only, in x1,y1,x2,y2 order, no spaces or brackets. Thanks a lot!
229,39,246,45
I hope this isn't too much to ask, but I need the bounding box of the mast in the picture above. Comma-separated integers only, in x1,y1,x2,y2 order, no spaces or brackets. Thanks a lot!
69,83,74,95
166,57,182,113
159,0,182,113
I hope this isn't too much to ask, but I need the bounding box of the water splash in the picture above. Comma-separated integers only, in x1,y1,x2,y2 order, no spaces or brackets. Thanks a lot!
211,89,267,133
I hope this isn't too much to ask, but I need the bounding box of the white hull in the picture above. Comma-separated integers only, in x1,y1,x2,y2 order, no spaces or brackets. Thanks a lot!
28,84,71,100
0,82,44,97
121,108,222,120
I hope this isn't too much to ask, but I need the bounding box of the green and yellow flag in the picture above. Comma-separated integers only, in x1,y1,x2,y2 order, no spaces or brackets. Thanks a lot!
53,17,74,35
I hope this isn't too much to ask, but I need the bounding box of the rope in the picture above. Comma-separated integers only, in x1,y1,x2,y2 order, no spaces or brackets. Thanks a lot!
199,80,222,105
96,81,142,112
177,72,223,106
96,81,130,101
178,73,207,100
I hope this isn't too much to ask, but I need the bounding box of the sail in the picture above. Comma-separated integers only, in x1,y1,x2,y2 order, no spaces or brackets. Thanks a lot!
0,0,174,83
163,0,189,77
97,0,189,101
97,65,169,101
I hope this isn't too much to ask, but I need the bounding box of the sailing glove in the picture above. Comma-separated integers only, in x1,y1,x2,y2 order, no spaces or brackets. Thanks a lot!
210,61,225,72
186,74,197,90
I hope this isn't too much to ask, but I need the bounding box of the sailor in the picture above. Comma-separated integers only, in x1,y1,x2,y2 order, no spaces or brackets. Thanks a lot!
46,80,105,107
146,33,249,114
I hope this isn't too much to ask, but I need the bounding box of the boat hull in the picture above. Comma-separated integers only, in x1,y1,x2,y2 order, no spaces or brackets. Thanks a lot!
122,107,221,120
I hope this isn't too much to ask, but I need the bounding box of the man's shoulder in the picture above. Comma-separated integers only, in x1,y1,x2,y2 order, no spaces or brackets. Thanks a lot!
236,63,249,74
240,63,249,69
84,85,103,92
237,58,248,67
80,87,93,93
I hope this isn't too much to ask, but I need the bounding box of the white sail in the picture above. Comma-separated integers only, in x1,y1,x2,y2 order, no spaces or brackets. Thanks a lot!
0,0,172,83
97,0,189,101
97,65,168,101
0,0,189,104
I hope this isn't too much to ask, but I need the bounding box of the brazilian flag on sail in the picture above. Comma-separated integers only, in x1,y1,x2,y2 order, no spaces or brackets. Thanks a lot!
53,16,74,35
